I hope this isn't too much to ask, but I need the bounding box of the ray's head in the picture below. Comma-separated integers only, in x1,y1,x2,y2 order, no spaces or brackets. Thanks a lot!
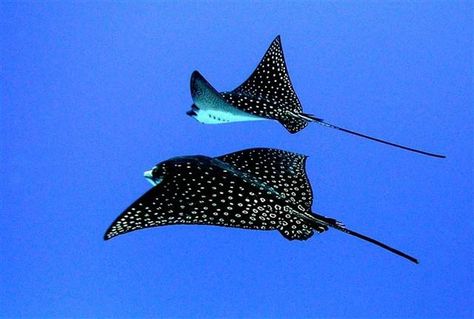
144,163,168,186
143,155,210,187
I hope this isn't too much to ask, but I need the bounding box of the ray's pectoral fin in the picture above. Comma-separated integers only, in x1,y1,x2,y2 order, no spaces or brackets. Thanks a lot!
103,185,164,240
188,71,266,124
224,36,309,133
231,36,303,113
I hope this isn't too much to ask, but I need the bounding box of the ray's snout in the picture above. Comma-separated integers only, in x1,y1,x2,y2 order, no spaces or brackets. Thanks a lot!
144,169,157,186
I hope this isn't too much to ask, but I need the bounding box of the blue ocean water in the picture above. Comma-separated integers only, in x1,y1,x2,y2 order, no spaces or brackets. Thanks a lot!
1,2,472,318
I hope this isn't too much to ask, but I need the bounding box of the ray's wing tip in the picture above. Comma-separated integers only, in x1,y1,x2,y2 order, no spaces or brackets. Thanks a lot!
190,70,214,88
103,226,117,241
103,233,111,241
191,70,202,81
104,232,119,241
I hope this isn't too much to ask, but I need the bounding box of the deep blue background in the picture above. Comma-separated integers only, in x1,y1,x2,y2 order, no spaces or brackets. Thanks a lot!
1,2,472,318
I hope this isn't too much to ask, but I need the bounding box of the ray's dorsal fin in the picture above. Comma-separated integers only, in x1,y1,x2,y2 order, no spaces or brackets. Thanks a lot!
232,35,303,114
217,148,313,210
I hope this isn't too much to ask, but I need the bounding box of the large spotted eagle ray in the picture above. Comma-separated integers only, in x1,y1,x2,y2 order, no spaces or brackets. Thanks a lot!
104,148,418,264
187,36,445,159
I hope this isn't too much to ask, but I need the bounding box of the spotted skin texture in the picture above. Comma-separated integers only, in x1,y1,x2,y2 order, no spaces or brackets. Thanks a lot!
188,36,308,133
104,149,419,263
104,149,323,241
222,35,308,132
187,36,445,160
217,148,313,211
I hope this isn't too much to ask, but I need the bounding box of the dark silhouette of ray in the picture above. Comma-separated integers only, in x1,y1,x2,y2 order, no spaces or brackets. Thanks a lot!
104,148,418,264
187,36,445,159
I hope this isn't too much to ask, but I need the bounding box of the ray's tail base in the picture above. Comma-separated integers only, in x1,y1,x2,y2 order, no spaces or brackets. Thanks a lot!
309,212,419,264
298,112,446,159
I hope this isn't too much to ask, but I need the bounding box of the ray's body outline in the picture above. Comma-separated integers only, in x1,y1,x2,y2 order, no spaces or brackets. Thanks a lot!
104,148,418,264
187,35,445,159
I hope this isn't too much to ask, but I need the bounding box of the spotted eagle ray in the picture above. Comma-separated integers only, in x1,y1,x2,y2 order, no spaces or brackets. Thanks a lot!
186,36,445,159
104,148,418,264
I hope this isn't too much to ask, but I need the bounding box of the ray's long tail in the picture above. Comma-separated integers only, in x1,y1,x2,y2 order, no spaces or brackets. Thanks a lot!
298,113,445,159
308,212,419,264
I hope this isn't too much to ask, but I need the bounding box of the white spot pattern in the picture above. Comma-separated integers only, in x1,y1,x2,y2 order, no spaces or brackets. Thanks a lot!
218,148,313,210
221,36,308,133
104,149,325,241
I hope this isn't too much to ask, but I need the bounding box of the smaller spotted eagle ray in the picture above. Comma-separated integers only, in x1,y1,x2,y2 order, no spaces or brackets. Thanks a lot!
104,148,418,264
187,36,445,159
